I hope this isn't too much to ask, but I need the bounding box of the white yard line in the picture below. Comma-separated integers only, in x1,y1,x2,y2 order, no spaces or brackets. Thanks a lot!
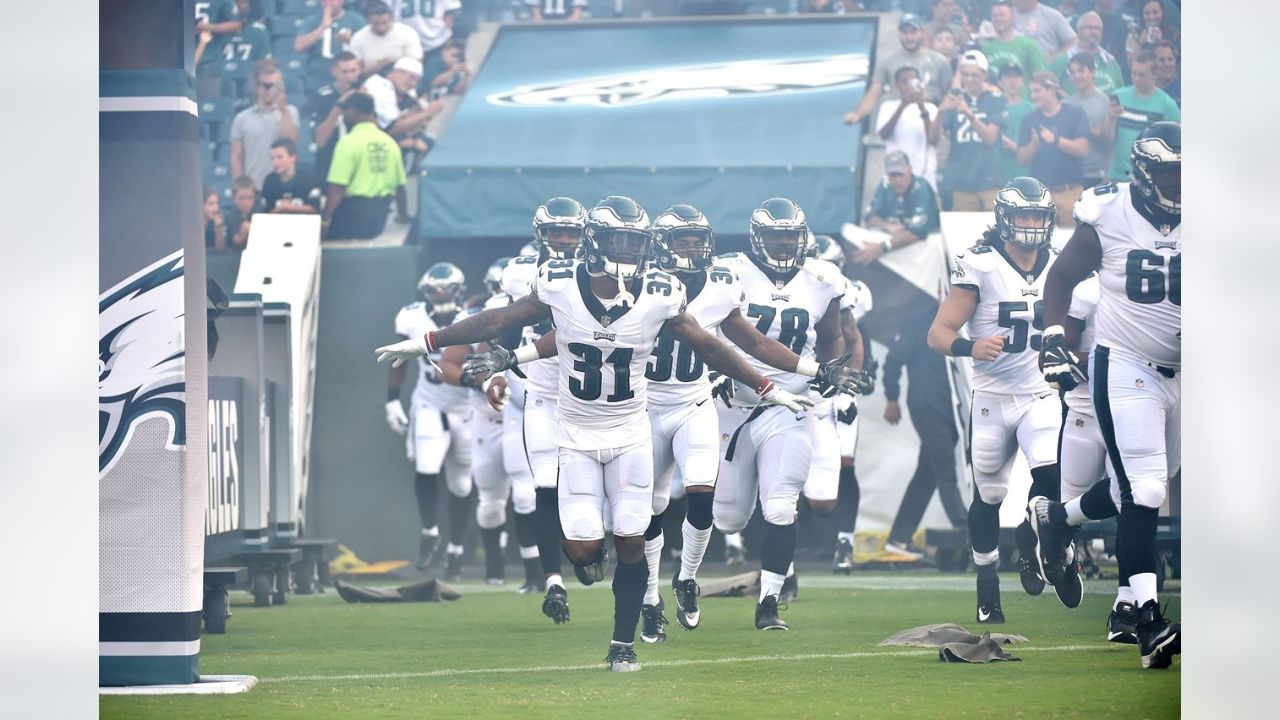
260,644,1105,683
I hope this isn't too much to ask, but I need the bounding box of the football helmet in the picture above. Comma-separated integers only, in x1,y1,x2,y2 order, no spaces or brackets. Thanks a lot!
532,197,587,260
583,196,652,281
994,177,1056,250
1131,121,1180,216
418,262,466,316
808,233,844,269
484,257,511,294
749,198,809,272
517,241,539,258
652,204,715,274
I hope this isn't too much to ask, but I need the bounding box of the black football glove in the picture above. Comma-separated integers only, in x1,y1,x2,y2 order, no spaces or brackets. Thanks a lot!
709,371,735,408
1040,326,1087,391
463,345,517,384
862,355,879,396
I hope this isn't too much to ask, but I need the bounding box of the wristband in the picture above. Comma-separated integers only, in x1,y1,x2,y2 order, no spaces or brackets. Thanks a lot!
1042,324,1066,340
880,239,892,254
951,338,975,357
756,378,775,396
387,387,401,402
425,330,439,352
513,344,541,365
795,358,820,378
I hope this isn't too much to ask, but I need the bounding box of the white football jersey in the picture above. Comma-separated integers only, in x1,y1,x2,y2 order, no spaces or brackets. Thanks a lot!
1073,183,1181,369
722,254,844,401
394,302,472,411
534,260,686,451
950,242,1057,395
840,277,874,322
645,265,747,408
1065,275,1100,415
389,0,460,51
501,254,558,399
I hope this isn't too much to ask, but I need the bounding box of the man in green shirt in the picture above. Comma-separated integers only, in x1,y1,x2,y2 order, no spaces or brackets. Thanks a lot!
997,63,1035,182
854,151,940,266
1048,11,1124,96
981,1,1045,94
294,0,366,90
1105,50,1181,181
323,93,409,240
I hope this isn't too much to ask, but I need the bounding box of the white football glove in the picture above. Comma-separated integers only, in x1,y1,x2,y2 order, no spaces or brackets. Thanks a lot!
385,400,409,435
375,336,429,368
758,381,815,414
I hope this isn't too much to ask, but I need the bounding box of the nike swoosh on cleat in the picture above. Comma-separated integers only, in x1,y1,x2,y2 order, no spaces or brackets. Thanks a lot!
977,608,991,621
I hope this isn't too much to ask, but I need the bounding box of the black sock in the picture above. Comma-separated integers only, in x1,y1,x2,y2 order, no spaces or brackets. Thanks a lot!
976,560,999,582
1080,479,1119,520
414,473,440,528
482,526,504,580
611,558,649,644
448,491,471,548
685,492,714,530
644,513,664,541
1029,464,1061,503
535,487,563,575
968,496,1001,554
760,521,797,577
834,465,860,534
514,510,538,552
1117,503,1159,577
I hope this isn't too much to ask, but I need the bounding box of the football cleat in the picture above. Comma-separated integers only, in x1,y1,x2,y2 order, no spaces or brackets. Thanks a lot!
755,594,789,631
1015,519,1047,595
780,571,798,604
977,574,1004,624
641,598,669,644
1053,554,1084,609
724,543,745,568
1107,601,1140,645
832,536,855,574
605,642,640,672
672,575,701,630
1137,601,1181,669
417,534,440,570
519,559,545,594
976,603,1006,624
882,540,925,561
573,545,609,586
542,585,570,625
445,553,464,582
1029,496,1071,587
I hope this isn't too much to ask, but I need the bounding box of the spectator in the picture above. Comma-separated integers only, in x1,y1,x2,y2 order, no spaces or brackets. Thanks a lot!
426,39,472,97
1153,41,1180,107
294,0,365,89
1063,54,1112,188
216,0,271,67
929,50,1006,211
980,1,1045,94
1106,50,1180,182
843,14,952,125
364,56,444,168
927,0,972,47
1126,0,1180,63
882,299,968,555
230,59,301,189
194,29,215,67
349,1,423,78
876,66,939,189
930,25,959,71
308,52,363,180
856,150,940,265
262,139,323,214
1017,71,1089,219
203,188,228,253
224,176,260,250
391,0,462,76
1093,0,1132,81
1048,11,1124,96
194,0,243,76
1012,0,1076,61
528,0,588,21
323,93,409,240
997,62,1034,181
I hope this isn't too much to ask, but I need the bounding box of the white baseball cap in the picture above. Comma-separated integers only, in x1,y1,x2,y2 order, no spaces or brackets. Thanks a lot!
393,57,423,77
959,49,989,73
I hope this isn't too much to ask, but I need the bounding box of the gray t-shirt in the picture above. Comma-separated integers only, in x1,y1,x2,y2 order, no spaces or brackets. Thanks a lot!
230,103,302,188
1064,91,1111,180
876,48,954,104
1014,3,1076,58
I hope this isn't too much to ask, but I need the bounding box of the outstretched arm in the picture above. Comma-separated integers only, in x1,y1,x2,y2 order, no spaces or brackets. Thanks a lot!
376,294,551,367
439,344,471,387
719,308,804,373
666,313,766,390
814,298,846,362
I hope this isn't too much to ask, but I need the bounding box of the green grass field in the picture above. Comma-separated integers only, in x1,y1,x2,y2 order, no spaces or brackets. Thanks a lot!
100,572,1179,719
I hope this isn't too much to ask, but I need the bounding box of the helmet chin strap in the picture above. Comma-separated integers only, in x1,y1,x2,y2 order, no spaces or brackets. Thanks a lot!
614,262,635,306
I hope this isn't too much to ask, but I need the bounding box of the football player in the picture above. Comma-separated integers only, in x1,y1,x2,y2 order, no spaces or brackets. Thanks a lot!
376,196,813,671
386,263,475,580
712,198,862,631
927,177,1066,624
1033,122,1182,669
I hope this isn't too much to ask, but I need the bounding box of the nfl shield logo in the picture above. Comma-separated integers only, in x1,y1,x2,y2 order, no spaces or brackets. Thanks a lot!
600,315,612,328
1160,224,1172,236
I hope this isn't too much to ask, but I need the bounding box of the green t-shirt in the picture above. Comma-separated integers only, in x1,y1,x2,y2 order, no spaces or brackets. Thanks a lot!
303,11,366,82
328,121,406,198
1001,99,1034,181
1049,51,1124,96
220,21,271,65
195,0,239,70
865,176,940,239
980,35,1046,85
1108,86,1182,181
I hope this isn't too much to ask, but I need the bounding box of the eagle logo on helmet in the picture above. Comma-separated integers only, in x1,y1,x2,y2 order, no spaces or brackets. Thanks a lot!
583,196,652,281
652,204,716,274
749,198,809,273
99,251,187,478
419,262,467,317
532,197,587,261
994,177,1056,250
1131,121,1181,217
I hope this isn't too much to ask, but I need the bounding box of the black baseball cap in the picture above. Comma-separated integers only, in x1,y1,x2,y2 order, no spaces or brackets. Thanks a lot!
340,92,375,114
899,13,925,30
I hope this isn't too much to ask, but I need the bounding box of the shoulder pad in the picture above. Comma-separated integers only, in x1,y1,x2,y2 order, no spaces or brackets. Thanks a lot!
1073,182,1122,226
800,259,846,288
400,301,425,313
951,249,994,286
967,243,994,254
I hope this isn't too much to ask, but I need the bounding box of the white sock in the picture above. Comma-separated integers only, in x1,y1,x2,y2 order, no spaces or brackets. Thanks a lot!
972,548,1000,567
679,520,711,581
723,531,743,549
644,535,663,606
1129,572,1158,608
786,561,796,579
499,531,509,550
837,531,855,545
546,573,564,590
422,526,439,537
1115,585,1135,610
1064,497,1088,526
519,545,540,559
760,570,786,602
446,543,464,556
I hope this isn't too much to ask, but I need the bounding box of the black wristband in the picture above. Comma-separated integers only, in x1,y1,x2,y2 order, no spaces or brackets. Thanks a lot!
387,387,401,402
950,338,975,357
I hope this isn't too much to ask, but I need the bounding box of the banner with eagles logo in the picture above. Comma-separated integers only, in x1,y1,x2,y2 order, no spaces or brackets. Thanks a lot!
420,16,878,239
